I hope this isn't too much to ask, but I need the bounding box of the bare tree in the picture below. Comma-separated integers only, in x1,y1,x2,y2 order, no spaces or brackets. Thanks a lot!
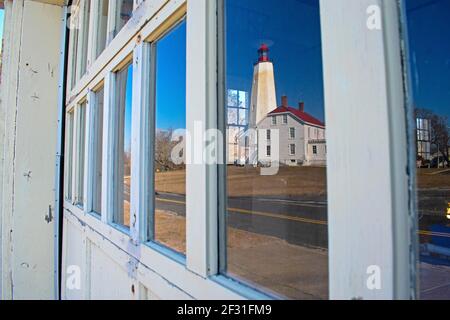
155,129,185,171
415,108,449,167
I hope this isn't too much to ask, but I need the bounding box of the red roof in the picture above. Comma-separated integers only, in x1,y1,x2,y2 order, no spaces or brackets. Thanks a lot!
269,106,325,128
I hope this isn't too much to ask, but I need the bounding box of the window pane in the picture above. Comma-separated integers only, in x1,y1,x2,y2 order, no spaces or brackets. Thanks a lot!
65,112,75,201
153,20,187,255
222,0,328,299
92,87,104,214
70,7,80,88
96,0,109,58
114,63,133,227
76,103,86,207
115,0,133,37
405,0,450,300
79,0,91,77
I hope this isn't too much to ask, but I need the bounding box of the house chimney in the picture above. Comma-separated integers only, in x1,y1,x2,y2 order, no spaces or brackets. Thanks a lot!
281,96,288,108
299,102,305,112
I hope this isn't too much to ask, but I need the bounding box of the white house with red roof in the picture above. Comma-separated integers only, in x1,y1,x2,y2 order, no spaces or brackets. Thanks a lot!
257,96,326,167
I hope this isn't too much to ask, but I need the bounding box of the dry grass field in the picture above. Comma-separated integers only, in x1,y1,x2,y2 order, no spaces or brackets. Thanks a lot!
155,167,449,197
155,166,327,197
152,210,328,299
417,168,450,189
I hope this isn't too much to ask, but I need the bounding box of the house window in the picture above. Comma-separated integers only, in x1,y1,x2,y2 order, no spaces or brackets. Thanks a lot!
221,0,328,299
272,116,277,125
95,0,109,58
113,63,133,228
313,145,317,155
289,127,295,139
114,0,133,37
290,144,296,155
404,0,450,299
75,101,87,207
266,129,271,141
152,20,187,255
65,111,75,201
92,87,104,215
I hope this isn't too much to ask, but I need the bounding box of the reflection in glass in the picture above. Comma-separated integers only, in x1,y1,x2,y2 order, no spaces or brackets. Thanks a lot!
115,0,133,37
153,20,187,255
70,9,79,89
405,0,450,300
96,0,109,58
114,63,133,227
92,87,104,214
65,112,75,201
76,102,86,207
80,0,91,76
222,0,328,299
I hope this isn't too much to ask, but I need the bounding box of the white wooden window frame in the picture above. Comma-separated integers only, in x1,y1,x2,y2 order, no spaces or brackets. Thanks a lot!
75,0,91,82
85,82,105,217
62,0,415,300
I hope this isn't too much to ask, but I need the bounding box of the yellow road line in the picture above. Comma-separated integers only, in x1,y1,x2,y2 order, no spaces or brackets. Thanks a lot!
419,230,450,239
156,197,186,206
156,197,327,225
228,207,328,225
156,197,450,237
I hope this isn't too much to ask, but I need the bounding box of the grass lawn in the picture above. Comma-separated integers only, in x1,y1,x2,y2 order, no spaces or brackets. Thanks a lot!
417,168,450,189
155,167,449,197
155,166,327,197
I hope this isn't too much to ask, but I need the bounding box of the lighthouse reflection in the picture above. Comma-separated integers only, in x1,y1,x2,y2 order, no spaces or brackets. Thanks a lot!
222,0,328,299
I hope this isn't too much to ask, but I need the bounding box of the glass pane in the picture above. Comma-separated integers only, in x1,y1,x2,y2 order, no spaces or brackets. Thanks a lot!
65,112,75,201
80,0,91,76
114,63,133,227
92,87,104,214
153,20,187,255
70,8,80,88
76,103,86,207
96,0,109,58
222,0,328,299
115,0,133,37
405,0,450,300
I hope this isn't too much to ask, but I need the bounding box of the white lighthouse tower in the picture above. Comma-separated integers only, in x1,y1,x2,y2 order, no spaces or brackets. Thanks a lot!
249,44,277,128
247,44,277,165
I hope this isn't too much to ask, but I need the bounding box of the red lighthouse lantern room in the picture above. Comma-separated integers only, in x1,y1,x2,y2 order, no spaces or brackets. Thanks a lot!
258,43,270,62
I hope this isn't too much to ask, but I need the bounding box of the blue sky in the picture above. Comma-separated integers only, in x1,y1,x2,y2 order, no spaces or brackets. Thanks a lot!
146,0,324,132
406,0,450,124
124,0,449,134
124,21,186,150
155,20,187,131
124,64,133,152
0,10,4,52
226,0,325,123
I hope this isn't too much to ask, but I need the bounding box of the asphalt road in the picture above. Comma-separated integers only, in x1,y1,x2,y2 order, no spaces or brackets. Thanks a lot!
155,190,450,250
155,192,328,248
